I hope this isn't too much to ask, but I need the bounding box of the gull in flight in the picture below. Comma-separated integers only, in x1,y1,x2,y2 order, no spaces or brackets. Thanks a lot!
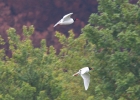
73,67,93,90
54,13,78,27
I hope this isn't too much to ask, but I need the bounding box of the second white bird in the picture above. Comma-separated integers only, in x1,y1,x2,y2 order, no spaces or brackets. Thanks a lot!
73,67,93,90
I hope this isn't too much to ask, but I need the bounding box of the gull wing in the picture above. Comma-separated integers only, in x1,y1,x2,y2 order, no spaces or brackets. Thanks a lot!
54,19,61,27
72,71,80,76
81,73,90,90
54,13,73,27
62,13,73,22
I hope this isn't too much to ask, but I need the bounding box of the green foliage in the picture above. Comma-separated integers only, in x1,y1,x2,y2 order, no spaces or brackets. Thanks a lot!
14,82,36,100
52,30,95,100
2,1,139,99
83,0,140,99
0,26,58,100
0,26,96,100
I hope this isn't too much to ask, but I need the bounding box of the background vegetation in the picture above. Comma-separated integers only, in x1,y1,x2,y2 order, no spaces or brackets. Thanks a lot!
0,0,140,100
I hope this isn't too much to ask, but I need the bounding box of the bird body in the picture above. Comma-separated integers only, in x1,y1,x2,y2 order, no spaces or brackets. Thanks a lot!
73,67,92,90
80,67,90,74
54,13,74,27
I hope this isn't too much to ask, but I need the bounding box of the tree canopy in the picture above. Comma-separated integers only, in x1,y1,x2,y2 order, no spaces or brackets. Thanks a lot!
0,0,140,100
83,0,140,99
0,26,95,100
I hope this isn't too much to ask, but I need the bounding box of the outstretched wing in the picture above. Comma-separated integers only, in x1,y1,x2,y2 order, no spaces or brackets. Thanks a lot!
62,13,73,22
54,20,61,27
72,71,80,76
81,73,90,90
54,13,73,27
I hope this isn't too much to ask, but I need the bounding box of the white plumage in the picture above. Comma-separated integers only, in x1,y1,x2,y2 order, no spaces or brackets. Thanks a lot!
73,67,92,90
54,13,74,27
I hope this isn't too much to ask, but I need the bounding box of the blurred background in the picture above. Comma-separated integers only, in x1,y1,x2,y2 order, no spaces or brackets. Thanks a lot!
0,0,138,55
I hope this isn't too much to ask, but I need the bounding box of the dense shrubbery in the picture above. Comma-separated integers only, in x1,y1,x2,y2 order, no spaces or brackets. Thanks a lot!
0,0,140,100
0,26,95,100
